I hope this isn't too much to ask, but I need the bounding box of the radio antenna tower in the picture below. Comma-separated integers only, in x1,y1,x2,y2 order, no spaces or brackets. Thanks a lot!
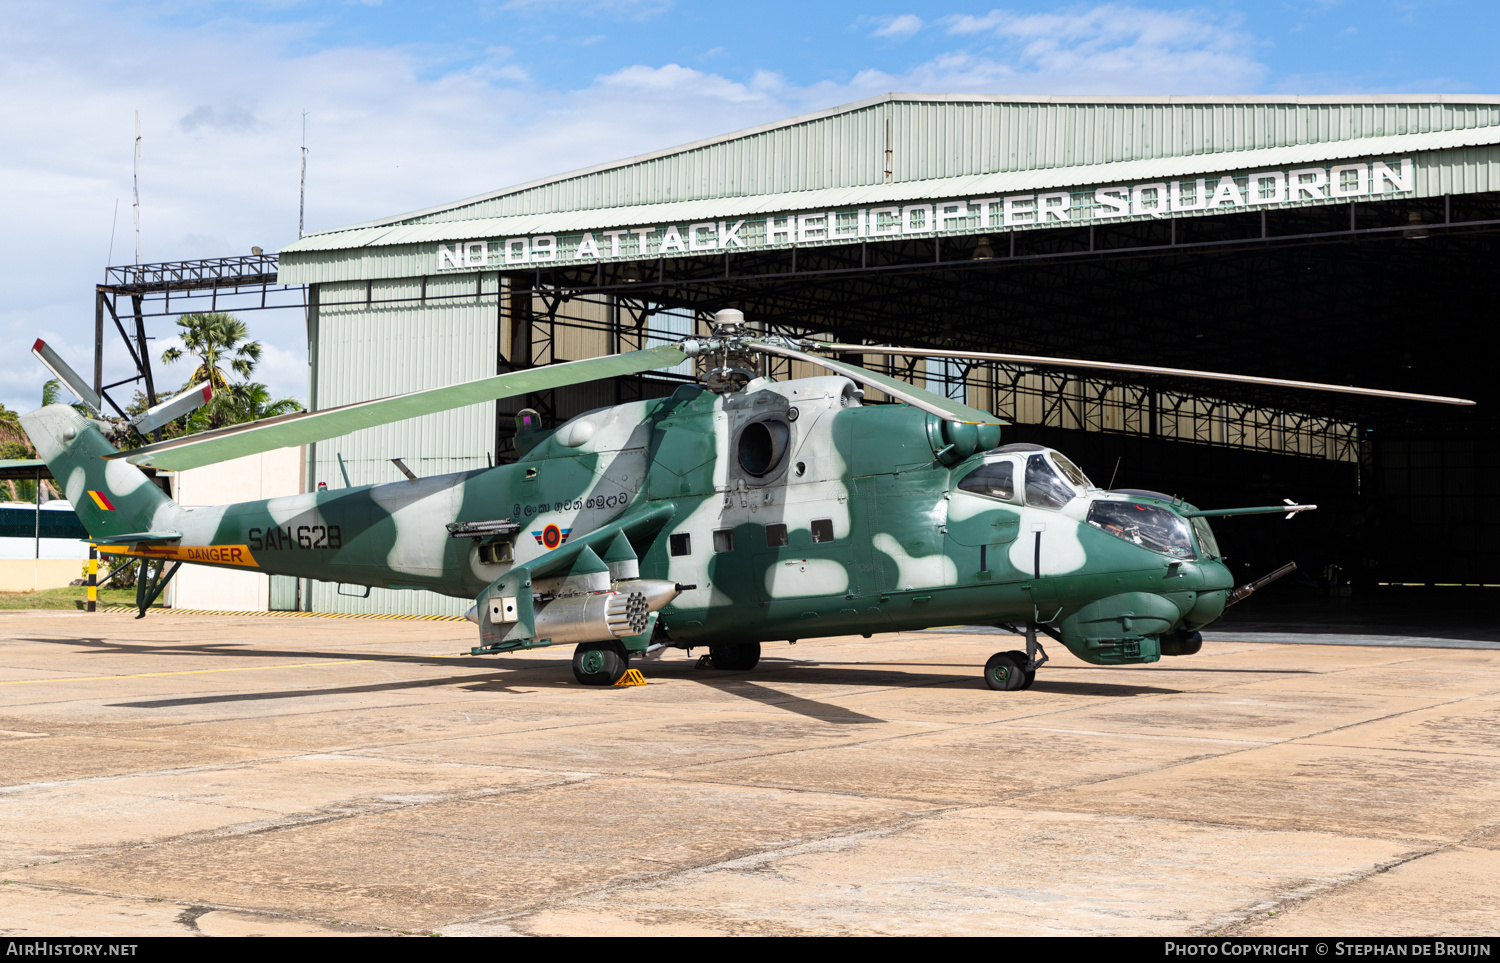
299,110,309,239
133,111,142,265
107,199,119,266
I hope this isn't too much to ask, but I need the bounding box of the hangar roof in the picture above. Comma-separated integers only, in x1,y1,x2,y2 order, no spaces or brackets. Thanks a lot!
279,93,1500,282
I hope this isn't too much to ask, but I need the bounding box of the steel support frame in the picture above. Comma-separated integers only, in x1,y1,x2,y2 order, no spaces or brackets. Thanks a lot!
84,194,1494,468
91,254,304,426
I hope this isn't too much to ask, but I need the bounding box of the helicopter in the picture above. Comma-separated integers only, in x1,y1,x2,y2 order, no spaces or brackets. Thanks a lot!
21,310,1472,691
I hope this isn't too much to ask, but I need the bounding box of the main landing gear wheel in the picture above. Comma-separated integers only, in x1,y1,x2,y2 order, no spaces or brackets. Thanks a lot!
708,641,760,671
984,651,1026,692
1005,649,1037,690
573,641,628,686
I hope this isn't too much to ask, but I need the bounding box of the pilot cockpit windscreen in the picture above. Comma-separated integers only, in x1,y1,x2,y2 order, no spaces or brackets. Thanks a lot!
1050,452,1093,489
1025,454,1076,510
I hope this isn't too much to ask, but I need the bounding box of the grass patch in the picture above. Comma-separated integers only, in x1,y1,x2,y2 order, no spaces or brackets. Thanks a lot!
0,586,161,610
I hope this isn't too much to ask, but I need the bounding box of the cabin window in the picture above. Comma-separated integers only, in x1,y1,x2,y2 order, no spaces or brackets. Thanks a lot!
713,529,735,553
669,533,692,556
765,523,789,547
810,519,834,543
958,460,1015,501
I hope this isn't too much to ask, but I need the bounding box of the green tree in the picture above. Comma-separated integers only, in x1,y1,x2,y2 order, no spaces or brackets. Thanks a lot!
0,403,25,453
160,313,262,389
221,382,304,422
41,379,93,418
1,402,33,501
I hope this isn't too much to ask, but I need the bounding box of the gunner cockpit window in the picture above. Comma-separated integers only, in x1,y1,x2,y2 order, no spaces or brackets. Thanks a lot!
1087,501,1197,559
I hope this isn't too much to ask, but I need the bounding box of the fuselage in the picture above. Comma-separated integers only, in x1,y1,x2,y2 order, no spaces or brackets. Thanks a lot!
112,375,1232,664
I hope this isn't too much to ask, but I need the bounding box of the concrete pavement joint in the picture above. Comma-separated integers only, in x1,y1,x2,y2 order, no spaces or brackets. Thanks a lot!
4,615,1498,935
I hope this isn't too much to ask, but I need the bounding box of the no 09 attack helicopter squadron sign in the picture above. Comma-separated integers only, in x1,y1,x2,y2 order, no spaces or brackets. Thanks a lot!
436,158,1415,269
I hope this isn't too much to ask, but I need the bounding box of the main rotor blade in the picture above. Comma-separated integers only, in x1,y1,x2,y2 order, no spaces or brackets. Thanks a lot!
809,343,1475,407
750,342,1003,424
107,344,691,471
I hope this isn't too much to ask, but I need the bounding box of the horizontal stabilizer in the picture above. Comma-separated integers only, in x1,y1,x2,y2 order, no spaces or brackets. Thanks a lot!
88,531,183,545
107,344,691,471
129,382,212,435
31,340,101,413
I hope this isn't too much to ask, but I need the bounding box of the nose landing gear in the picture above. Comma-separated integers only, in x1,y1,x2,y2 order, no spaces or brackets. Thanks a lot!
984,623,1049,692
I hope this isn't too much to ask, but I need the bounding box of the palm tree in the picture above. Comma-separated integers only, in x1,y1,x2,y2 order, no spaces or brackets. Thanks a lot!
160,313,262,389
0,403,24,452
222,382,304,422
41,379,92,418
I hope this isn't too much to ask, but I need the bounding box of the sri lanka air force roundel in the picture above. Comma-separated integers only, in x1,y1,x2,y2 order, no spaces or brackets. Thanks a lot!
532,525,571,549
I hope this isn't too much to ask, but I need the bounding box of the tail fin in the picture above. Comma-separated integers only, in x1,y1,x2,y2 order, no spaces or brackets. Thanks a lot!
19,405,180,541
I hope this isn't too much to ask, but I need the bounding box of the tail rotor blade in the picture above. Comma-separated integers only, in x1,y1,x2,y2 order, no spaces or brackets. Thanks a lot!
32,340,102,413
129,382,213,435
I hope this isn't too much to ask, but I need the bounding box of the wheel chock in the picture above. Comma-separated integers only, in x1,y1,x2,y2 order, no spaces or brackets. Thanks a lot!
695,654,714,669
614,668,647,687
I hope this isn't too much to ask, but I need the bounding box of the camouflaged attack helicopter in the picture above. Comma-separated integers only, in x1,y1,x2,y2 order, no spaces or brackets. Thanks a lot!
22,311,1473,691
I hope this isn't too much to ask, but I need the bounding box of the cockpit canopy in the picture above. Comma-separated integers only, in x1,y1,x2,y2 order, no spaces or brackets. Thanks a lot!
955,445,1206,559
956,445,1094,510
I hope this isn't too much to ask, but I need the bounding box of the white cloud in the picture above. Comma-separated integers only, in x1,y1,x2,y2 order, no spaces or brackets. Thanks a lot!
939,5,1264,91
0,1,1267,419
868,14,924,39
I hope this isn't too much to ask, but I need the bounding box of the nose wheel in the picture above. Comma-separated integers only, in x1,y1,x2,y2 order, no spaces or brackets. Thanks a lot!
984,624,1047,692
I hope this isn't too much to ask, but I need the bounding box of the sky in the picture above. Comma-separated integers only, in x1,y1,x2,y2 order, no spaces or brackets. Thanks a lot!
2,0,1497,417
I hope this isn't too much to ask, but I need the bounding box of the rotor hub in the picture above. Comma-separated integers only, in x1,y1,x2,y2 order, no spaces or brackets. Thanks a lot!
701,308,759,394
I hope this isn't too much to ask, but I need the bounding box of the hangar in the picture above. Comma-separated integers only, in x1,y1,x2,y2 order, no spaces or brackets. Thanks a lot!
238,94,1498,614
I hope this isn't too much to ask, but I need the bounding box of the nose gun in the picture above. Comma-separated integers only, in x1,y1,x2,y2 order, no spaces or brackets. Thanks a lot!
1226,561,1298,607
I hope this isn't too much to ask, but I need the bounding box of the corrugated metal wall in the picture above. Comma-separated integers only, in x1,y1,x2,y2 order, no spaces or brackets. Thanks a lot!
280,135,1500,287
308,273,501,615
412,100,1500,223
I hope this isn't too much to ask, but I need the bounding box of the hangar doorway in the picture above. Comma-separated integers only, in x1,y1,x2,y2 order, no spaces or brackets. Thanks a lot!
480,190,1500,602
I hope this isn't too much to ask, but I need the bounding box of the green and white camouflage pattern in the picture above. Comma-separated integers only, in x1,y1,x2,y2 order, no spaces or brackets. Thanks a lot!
21,366,1234,675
